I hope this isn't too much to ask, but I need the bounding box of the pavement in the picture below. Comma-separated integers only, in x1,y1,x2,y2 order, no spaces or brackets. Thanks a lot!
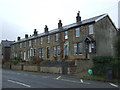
2,69,120,88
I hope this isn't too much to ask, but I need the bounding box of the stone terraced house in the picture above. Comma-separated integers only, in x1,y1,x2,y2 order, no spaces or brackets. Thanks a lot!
10,12,117,72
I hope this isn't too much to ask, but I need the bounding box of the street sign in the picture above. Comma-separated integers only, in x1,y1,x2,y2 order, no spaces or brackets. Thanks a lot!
88,69,93,75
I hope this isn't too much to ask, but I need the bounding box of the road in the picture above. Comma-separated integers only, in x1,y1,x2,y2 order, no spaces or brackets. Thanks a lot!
2,69,119,88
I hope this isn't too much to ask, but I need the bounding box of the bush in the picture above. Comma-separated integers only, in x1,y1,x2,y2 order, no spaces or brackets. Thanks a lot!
110,60,120,79
92,56,120,79
92,56,112,76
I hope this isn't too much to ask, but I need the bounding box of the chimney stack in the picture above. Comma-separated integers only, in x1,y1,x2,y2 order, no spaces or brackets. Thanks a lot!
34,29,38,35
44,25,49,33
17,37,21,41
58,20,62,29
76,11,81,22
25,34,28,38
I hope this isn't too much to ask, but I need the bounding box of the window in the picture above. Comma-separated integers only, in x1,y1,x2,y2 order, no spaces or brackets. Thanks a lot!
89,25,93,34
57,46,60,56
89,43,94,53
78,43,82,54
40,37,43,44
30,48,32,56
74,42,82,55
33,48,36,56
53,46,57,57
47,36,50,43
39,48,44,58
23,51,26,60
29,41,31,47
75,28,80,37
64,44,69,56
27,50,30,58
33,39,36,45
47,47,50,58
74,43,77,55
20,43,22,48
19,51,22,58
24,42,26,48
64,31,68,39
55,33,58,41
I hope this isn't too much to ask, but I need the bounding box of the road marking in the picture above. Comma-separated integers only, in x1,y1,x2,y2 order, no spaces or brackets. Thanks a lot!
8,80,31,88
80,79,83,83
56,76,61,80
42,76,49,78
23,74,28,76
109,83,118,88
17,73,20,75
60,79,90,84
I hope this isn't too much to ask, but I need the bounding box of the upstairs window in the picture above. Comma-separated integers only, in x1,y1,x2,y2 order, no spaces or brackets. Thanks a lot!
64,31,68,39
89,24,93,34
33,39,36,45
20,43,22,48
40,37,43,44
24,42,26,48
75,28,80,37
55,33,58,41
29,41,31,47
47,36,50,43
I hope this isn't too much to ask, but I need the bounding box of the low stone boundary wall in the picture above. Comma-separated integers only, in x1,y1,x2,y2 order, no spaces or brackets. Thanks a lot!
40,66,62,74
11,65,22,70
23,65,40,72
2,64,11,69
2,64,76,74
67,66,76,74
75,59,93,73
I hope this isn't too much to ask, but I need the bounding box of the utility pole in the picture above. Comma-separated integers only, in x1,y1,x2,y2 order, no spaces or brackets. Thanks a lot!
118,1,120,28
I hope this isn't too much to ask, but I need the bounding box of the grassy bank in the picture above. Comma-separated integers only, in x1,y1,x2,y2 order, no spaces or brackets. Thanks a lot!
74,71,119,83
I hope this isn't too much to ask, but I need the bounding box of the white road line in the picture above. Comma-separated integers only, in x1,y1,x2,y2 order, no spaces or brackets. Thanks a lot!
56,76,61,80
8,80,31,88
109,83,118,88
80,79,83,83
17,73,20,75
60,79,90,84
42,76,49,78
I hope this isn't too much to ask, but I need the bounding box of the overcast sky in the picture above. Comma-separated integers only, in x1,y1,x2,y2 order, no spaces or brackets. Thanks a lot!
0,0,119,42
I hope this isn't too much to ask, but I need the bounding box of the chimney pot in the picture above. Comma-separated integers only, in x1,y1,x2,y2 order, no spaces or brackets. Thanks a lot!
34,29,38,35
44,25,49,33
17,37,21,41
25,34,28,38
76,11,81,22
58,20,62,29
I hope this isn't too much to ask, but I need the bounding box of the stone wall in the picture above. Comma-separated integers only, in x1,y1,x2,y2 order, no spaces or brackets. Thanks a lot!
75,59,93,73
23,65,39,72
2,64,11,69
40,66,62,74
2,64,76,74
11,65,22,70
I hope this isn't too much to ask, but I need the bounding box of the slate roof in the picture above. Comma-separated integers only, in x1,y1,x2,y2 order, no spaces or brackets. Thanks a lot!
1,40,14,47
12,14,108,44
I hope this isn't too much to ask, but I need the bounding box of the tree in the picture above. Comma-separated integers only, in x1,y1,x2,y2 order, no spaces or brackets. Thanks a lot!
115,36,120,57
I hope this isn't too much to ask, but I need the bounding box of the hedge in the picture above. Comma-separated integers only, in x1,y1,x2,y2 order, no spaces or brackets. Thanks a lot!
92,56,120,79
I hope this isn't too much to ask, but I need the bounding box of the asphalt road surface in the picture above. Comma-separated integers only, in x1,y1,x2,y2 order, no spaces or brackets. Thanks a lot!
2,69,120,88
